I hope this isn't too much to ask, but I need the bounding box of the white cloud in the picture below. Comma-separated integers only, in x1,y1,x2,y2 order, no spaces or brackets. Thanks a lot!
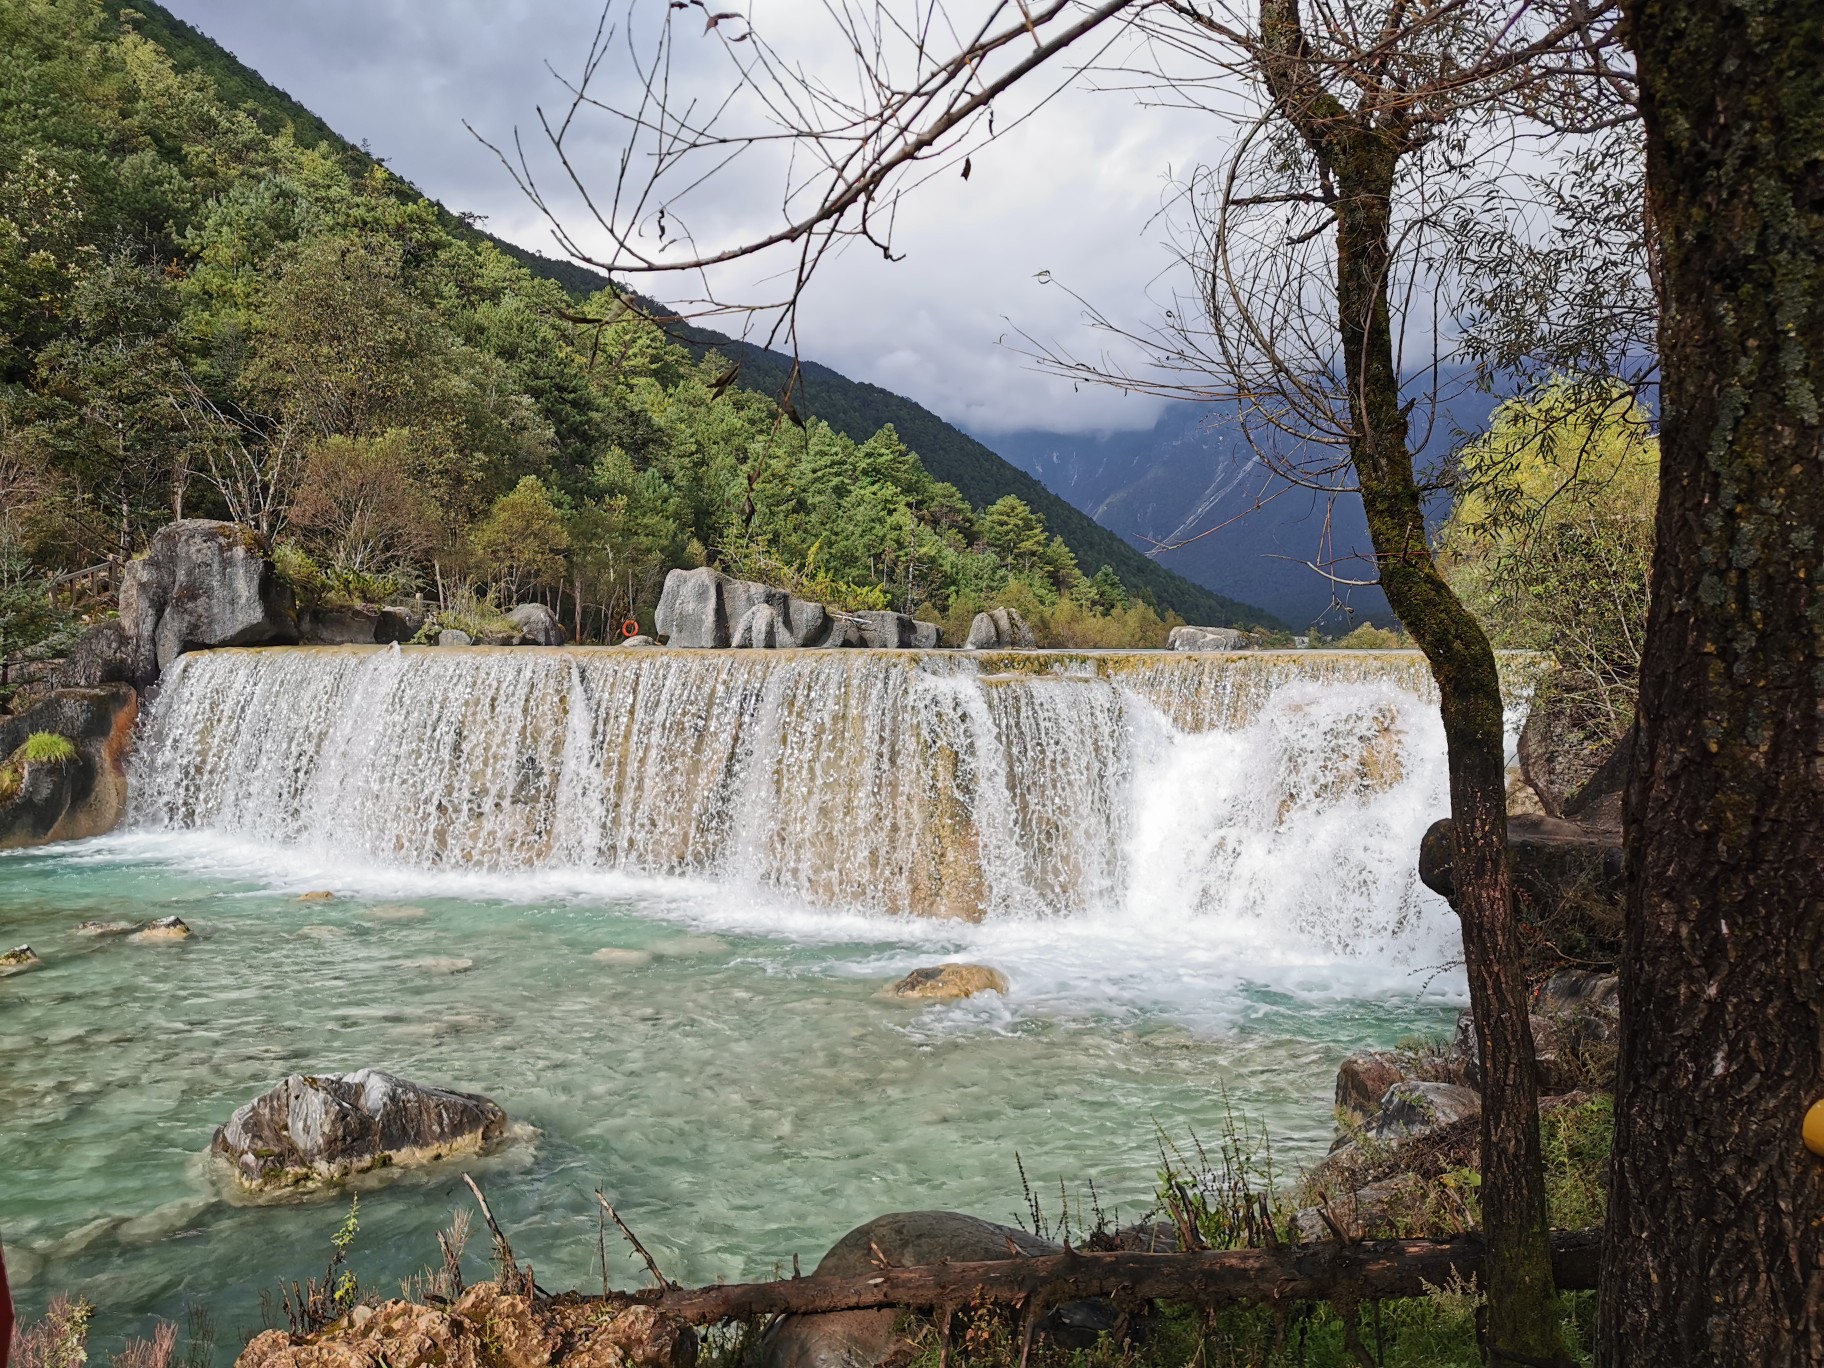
164,0,1240,435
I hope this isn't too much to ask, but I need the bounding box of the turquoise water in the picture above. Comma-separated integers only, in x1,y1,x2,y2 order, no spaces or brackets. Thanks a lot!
0,834,1461,1358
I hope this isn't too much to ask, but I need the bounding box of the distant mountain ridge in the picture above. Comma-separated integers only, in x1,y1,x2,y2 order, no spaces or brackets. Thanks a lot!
982,395,1501,630
124,0,1279,629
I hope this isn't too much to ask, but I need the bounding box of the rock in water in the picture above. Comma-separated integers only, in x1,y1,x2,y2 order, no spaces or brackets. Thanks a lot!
1167,625,1245,651
506,603,567,646
888,964,1009,1000
621,635,657,647
131,916,192,942
212,1069,507,1193
963,607,1034,649
1,945,43,974
0,684,139,850
118,520,298,687
438,629,473,647
731,602,786,649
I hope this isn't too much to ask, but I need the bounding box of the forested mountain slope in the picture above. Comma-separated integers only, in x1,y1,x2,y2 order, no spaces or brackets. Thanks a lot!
118,0,1273,628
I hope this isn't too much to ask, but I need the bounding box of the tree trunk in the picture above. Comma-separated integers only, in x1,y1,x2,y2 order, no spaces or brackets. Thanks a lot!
1329,133,1568,1366
1598,3,1824,1363
595,1232,1602,1325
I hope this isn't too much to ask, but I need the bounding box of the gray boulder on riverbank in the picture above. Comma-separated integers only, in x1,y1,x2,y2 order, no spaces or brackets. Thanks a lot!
506,603,567,646
964,607,1034,649
654,567,936,649
118,521,298,687
212,1069,508,1194
1167,625,1246,652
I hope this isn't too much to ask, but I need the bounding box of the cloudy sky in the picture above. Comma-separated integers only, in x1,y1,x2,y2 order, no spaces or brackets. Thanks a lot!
161,0,1239,437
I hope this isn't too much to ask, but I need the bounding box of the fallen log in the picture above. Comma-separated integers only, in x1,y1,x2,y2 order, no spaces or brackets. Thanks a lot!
608,1230,1601,1324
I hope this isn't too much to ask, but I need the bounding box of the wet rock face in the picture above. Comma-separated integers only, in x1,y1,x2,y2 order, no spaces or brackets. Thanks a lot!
887,964,1009,1001
212,1069,507,1193
0,684,138,850
1167,625,1245,652
119,520,298,686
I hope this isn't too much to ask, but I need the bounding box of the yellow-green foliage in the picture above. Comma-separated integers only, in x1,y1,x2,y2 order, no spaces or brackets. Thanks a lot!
1541,1094,1613,1229
19,731,76,764
1441,380,1656,750
1332,622,1405,649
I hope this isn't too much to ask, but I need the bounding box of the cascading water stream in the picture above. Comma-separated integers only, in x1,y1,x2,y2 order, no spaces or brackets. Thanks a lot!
128,646,1500,968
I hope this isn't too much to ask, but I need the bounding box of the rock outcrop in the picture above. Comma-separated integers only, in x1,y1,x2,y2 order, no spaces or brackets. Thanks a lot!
438,629,473,647
117,520,298,687
888,964,1009,1001
1365,1081,1482,1142
0,684,138,850
212,1069,507,1193
653,568,937,649
506,603,567,646
1167,625,1246,652
1420,731,1626,970
963,607,1035,650
758,1213,1107,1368
730,602,786,648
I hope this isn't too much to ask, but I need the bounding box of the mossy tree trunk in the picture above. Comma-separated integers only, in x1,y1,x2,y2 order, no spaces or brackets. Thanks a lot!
1256,5,1568,1362
1598,2,1824,1363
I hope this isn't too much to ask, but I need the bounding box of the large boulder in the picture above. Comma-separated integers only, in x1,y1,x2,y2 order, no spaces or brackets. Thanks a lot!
506,603,568,646
846,611,940,650
119,521,297,686
963,607,1035,650
1419,812,1623,967
299,607,381,645
654,568,826,649
0,684,138,849
47,619,136,690
760,1213,1093,1368
1167,625,1245,652
211,1069,507,1194
1365,1081,1482,1143
731,603,787,649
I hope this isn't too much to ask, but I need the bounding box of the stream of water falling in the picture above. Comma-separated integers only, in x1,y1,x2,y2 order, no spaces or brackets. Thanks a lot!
1,647,1515,1359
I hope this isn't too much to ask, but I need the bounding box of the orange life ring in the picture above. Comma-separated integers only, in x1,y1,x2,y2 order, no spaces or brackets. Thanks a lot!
621,619,640,638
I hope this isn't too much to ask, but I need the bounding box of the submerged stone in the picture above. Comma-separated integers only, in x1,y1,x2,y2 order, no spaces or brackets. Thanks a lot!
1,944,43,973
888,963,1009,1000
131,915,192,941
212,1068,507,1194
297,890,335,902
76,920,137,937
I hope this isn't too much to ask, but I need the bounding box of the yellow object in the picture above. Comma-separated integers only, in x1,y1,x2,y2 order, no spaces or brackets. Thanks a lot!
1803,1100,1824,1157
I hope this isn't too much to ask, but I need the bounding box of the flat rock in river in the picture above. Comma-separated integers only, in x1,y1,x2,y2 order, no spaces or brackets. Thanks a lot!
212,1068,507,1194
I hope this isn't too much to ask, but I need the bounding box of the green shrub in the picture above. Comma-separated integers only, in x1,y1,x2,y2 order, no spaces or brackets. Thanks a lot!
1332,622,1405,649
19,731,77,764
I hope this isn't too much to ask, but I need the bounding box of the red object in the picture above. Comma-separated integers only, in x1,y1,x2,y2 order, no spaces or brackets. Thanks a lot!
621,619,640,638
1,1238,14,1368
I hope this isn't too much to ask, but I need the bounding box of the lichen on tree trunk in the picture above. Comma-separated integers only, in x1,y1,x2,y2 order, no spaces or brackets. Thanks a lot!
1599,2,1824,1364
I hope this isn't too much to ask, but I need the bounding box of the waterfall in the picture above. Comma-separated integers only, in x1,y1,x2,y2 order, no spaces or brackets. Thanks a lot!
128,646,1516,961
